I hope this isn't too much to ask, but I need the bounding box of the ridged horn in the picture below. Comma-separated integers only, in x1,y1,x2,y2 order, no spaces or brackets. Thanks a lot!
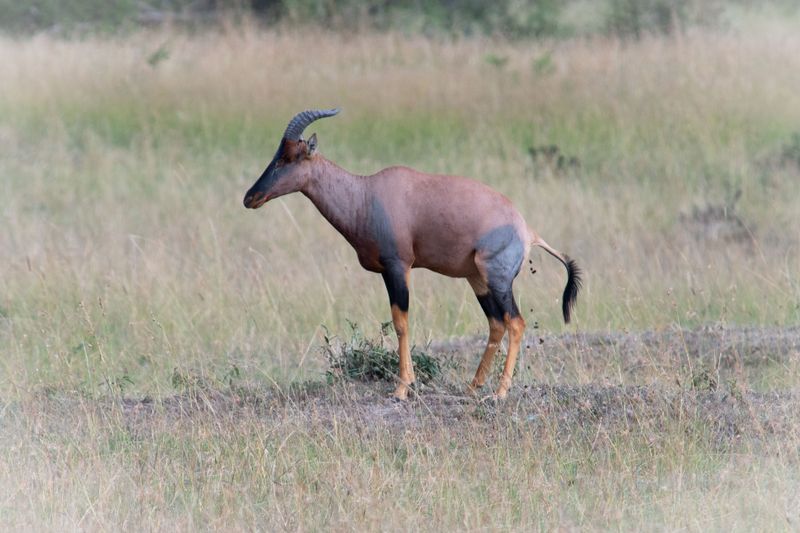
283,108,340,141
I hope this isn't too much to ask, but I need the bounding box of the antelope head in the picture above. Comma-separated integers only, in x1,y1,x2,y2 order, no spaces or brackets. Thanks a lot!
243,108,340,209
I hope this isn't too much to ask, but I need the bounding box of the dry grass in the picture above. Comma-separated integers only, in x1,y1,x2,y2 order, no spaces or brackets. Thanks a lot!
3,325,800,530
1,21,800,530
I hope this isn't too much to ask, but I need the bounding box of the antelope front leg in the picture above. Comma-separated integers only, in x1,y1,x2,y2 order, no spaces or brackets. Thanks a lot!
391,304,414,400
382,265,414,400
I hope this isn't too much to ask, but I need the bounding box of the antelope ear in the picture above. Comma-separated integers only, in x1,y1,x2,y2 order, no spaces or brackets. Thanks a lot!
306,133,318,155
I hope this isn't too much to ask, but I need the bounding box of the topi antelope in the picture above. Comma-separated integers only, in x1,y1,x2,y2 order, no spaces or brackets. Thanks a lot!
243,109,581,400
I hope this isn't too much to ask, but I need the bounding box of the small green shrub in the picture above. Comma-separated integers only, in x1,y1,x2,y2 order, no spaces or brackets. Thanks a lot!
146,44,170,68
484,53,509,68
780,132,800,168
323,321,441,384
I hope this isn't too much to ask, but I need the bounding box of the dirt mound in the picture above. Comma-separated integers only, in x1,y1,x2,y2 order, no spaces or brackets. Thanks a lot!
105,379,800,449
432,324,800,386
15,325,800,448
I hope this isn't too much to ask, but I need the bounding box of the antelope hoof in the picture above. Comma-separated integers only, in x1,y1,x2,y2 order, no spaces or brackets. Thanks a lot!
493,388,509,401
467,381,485,397
478,393,503,406
393,383,410,401
494,376,513,400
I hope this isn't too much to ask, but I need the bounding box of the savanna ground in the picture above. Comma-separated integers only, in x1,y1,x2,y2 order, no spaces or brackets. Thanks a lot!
2,14,800,531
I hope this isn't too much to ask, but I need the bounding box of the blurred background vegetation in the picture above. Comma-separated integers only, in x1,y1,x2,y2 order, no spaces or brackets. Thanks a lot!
2,0,799,38
2,5,800,527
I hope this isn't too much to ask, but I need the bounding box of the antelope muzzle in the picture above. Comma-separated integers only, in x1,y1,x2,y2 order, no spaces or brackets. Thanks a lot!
243,190,270,209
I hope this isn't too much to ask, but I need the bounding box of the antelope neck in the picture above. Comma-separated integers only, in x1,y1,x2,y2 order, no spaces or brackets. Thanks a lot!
301,158,369,244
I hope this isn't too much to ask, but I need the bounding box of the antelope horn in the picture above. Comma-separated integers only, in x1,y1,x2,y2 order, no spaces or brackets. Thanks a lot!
283,108,340,141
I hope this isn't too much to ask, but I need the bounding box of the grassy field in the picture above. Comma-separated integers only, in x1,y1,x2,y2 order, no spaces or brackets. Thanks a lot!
1,20,800,530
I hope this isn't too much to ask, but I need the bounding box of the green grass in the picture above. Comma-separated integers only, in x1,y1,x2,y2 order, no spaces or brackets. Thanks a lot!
2,27,799,388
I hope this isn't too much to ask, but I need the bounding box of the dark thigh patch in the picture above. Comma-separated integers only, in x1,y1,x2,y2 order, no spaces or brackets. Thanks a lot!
476,292,505,321
476,225,525,292
381,263,409,311
354,197,400,272
476,288,521,320
369,197,400,264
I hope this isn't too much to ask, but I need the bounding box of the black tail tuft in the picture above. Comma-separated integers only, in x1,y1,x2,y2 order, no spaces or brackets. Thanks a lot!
562,256,582,324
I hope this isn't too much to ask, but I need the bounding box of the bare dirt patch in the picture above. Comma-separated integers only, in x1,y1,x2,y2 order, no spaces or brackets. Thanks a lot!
106,380,798,448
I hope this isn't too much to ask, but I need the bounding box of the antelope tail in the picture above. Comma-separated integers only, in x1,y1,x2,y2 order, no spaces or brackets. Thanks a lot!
531,237,582,323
